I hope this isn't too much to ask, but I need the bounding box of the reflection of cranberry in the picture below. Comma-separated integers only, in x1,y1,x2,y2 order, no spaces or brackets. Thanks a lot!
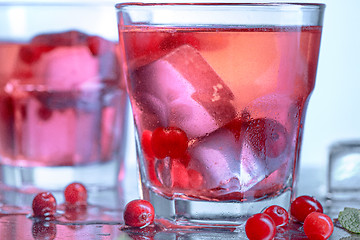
64,205,87,221
246,118,288,159
32,221,57,240
151,127,188,160
32,192,57,219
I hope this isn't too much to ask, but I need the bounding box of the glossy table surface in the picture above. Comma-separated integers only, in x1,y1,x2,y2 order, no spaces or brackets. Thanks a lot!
0,165,358,239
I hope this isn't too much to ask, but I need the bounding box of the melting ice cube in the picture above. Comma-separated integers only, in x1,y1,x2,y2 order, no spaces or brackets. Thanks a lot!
187,118,289,194
131,45,236,138
33,46,98,90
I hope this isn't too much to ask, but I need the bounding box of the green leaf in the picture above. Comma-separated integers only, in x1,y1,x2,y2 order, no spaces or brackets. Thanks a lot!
338,207,360,233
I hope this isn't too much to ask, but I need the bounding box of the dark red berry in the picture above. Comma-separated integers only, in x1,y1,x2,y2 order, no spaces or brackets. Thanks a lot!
32,221,57,240
124,199,155,228
151,127,188,159
263,205,289,227
245,213,276,240
303,212,334,240
290,195,323,223
64,182,87,206
38,106,52,121
247,118,288,159
32,192,57,218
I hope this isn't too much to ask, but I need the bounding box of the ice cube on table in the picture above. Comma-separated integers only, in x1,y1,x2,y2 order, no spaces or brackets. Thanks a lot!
131,44,236,138
328,140,360,201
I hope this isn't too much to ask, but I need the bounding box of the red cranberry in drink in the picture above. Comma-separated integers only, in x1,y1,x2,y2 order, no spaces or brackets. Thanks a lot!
124,199,155,228
151,126,188,159
32,192,57,219
263,205,289,227
303,212,334,240
245,213,276,240
290,195,323,223
64,182,87,206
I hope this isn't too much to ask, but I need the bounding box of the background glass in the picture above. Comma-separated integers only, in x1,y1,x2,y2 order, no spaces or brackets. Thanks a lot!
0,3,129,191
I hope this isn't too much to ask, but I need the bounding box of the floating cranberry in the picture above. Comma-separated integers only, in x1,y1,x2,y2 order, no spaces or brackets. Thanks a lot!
247,118,288,159
303,212,334,240
151,126,188,159
245,213,276,240
37,106,53,121
32,192,57,218
124,199,155,228
290,195,323,223
64,182,88,206
263,205,289,227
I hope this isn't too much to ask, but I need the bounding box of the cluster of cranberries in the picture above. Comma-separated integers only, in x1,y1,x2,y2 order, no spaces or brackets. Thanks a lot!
32,185,333,239
32,183,155,228
245,195,334,240
32,182,88,220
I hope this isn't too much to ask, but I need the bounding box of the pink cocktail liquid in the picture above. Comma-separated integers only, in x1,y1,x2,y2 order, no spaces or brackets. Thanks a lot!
121,26,322,202
0,31,127,168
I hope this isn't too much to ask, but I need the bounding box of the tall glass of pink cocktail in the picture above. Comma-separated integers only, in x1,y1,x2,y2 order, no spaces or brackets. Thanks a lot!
117,3,325,227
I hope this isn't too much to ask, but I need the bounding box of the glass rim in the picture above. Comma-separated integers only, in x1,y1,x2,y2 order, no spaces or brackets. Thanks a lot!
116,2,326,9
0,2,115,7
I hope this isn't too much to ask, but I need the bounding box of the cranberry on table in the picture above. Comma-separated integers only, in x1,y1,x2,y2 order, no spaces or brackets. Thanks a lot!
290,195,323,223
151,126,188,159
303,212,334,240
245,213,276,240
124,199,155,228
263,205,289,227
32,192,57,218
64,182,88,206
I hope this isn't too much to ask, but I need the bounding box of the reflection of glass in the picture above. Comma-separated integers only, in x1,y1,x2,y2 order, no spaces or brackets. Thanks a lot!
327,140,360,201
117,3,325,227
0,3,129,191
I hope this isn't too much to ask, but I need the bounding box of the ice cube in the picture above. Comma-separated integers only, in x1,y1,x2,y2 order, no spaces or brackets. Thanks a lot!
32,46,98,90
131,45,236,138
187,118,289,194
187,128,240,190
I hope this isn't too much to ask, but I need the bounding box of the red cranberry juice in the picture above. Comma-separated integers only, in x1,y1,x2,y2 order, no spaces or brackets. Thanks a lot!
0,31,127,167
121,26,322,201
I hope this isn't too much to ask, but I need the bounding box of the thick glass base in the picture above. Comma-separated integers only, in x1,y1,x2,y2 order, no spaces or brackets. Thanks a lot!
0,159,122,192
145,187,292,229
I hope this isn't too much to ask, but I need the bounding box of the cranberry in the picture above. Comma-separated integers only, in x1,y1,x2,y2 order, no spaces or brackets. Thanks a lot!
64,182,88,206
303,212,334,240
171,159,190,189
263,205,289,227
32,221,57,240
32,192,57,218
247,118,288,159
245,213,276,240
290,195,323,223
142,130,155,159
151,126,188,159
38,106,52,121
124,199,155,228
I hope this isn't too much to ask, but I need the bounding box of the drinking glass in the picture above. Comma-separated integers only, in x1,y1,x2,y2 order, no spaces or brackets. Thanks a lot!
0,3,129,191
117,3,325,227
